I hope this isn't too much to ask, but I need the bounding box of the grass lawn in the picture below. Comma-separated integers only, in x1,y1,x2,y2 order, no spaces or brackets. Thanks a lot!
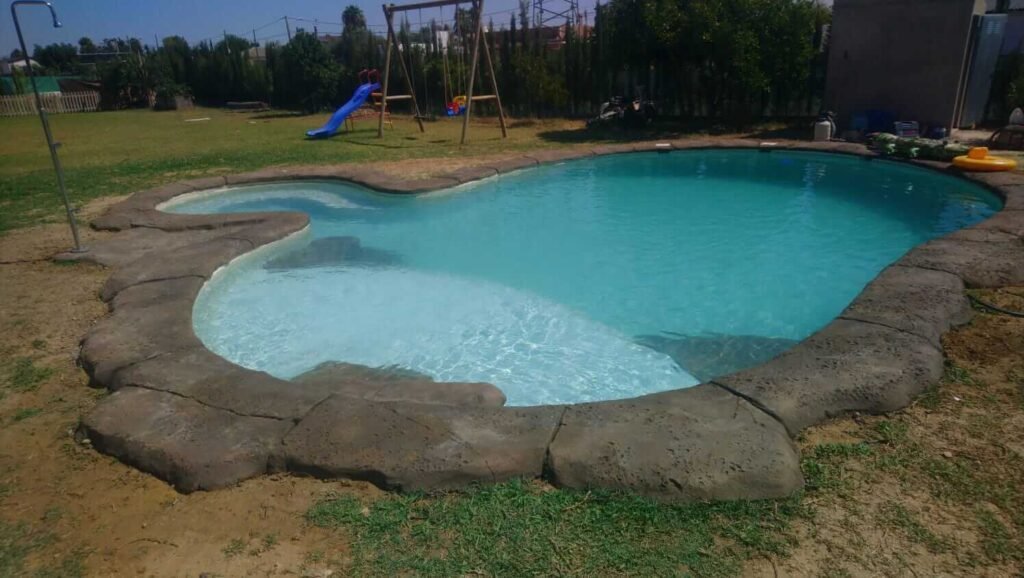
0,107,585,233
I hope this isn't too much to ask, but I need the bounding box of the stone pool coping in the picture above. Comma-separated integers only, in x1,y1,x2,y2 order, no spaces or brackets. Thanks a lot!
63,138,1024,501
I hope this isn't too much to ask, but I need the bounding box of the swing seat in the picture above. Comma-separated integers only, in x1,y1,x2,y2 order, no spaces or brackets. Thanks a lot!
372,93,414,101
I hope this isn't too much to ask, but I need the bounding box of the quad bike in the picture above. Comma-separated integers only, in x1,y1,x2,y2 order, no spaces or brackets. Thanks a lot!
587,96,657,128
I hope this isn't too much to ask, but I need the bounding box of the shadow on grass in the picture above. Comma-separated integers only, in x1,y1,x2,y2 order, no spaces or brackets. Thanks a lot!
537,118,815,144
248,111,312,120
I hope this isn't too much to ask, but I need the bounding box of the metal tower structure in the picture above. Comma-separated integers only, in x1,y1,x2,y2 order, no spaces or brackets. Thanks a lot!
531,0,580,30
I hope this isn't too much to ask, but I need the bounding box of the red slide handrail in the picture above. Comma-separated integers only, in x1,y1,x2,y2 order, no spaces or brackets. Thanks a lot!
358,69,381,84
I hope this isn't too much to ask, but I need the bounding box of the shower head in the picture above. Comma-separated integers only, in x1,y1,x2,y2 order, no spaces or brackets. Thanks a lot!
11,1,61,27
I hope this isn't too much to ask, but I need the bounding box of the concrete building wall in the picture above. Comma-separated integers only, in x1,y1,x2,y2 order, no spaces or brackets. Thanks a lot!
824,0,985,131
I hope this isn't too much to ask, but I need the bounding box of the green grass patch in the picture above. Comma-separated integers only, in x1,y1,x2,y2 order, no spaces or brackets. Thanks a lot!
11,407,42,422
221,537,246,558
801,443,874,492
2,357,54,394
943,360,983,388
873,420,910,445
975,509,1020,563
306,479,808,577
877,502,949,553
917,383,943,410
0,520,83,578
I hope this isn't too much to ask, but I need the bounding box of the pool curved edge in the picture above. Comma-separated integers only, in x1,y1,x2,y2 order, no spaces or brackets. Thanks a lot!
64,138,1024,501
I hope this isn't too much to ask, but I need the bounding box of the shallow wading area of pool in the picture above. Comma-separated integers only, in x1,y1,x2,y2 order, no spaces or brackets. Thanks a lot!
65,139,1024,501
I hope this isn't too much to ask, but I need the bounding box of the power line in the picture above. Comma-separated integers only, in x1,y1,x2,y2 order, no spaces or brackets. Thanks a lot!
252,17,284,32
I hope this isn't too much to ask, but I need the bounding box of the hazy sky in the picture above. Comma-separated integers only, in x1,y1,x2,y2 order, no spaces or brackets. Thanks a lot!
1,0,603,56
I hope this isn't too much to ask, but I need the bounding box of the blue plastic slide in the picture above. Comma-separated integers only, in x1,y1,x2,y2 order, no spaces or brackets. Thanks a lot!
305,82,381,139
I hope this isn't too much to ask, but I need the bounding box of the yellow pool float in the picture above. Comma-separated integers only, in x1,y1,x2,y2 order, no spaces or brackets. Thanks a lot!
952,147,1018,172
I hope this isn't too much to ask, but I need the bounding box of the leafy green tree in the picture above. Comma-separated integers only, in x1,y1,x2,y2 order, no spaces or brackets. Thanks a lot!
343,5,367,32
278,31,342,112
32,42,79,74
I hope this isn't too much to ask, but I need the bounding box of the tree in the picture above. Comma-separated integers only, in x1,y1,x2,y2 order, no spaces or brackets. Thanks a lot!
342,5,367,32
78,37,97,55
278,31,342,112
32,42,79,74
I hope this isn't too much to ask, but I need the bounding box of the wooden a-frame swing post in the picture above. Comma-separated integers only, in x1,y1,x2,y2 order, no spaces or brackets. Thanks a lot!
379,6,425,137
476,0,507,139
378,0,507,144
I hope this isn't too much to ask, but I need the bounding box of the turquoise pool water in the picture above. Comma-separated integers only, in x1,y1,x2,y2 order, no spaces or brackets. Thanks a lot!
170,150,1000,406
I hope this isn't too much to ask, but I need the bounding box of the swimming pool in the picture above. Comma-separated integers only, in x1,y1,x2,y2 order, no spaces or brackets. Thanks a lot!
168,150,1000,406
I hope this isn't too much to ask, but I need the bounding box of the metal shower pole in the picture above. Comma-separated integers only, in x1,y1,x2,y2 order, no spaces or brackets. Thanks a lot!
11,1,86,253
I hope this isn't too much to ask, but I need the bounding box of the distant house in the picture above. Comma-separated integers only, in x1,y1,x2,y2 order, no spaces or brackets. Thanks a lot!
246,45,266,62
0,57,41,75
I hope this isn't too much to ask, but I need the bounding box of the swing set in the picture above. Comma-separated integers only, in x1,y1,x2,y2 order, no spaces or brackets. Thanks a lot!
378,0,508,144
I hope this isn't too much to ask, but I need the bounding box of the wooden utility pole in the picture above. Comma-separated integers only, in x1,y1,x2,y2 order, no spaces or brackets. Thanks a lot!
285,16,292,41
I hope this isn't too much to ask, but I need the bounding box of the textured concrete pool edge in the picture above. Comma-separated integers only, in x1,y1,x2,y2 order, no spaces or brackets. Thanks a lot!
59,138,1024,502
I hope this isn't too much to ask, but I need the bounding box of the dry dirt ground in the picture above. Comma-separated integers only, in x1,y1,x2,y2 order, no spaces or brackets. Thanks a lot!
1,192,1023,576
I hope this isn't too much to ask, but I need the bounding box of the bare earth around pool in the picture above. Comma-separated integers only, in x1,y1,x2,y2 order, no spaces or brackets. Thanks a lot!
61,139,1024,501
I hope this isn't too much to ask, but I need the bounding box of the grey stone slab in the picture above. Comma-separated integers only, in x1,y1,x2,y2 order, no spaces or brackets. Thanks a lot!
632,142,676,153
79,387,290,492
974,210,1024,238
112,348,326,420
292,361,506,407
126,210,270,232
590,143,637,156
997,184,1024,210
482,157,538,174
80,292,201,386
280,396,562,491
547,384,802,501
962,170,1024,187
526,149,594,165
840,265,971,347
109,276,205,312
217,212,309,248
445,165,498,184
698,138,762,149
668,138,716,150
57,227,235,268
345,170,402,192
944,227,1020,244
100,237,252,302
385,177,460,193
898,237,1024,288
90,209,143,231
793,142,876,157
177,175,228,192
716,319,943,433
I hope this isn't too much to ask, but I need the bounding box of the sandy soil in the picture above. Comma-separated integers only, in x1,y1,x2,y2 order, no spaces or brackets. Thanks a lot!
1,190,1022,576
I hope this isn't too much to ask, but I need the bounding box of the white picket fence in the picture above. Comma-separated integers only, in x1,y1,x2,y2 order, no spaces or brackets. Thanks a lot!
0,91,100,117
